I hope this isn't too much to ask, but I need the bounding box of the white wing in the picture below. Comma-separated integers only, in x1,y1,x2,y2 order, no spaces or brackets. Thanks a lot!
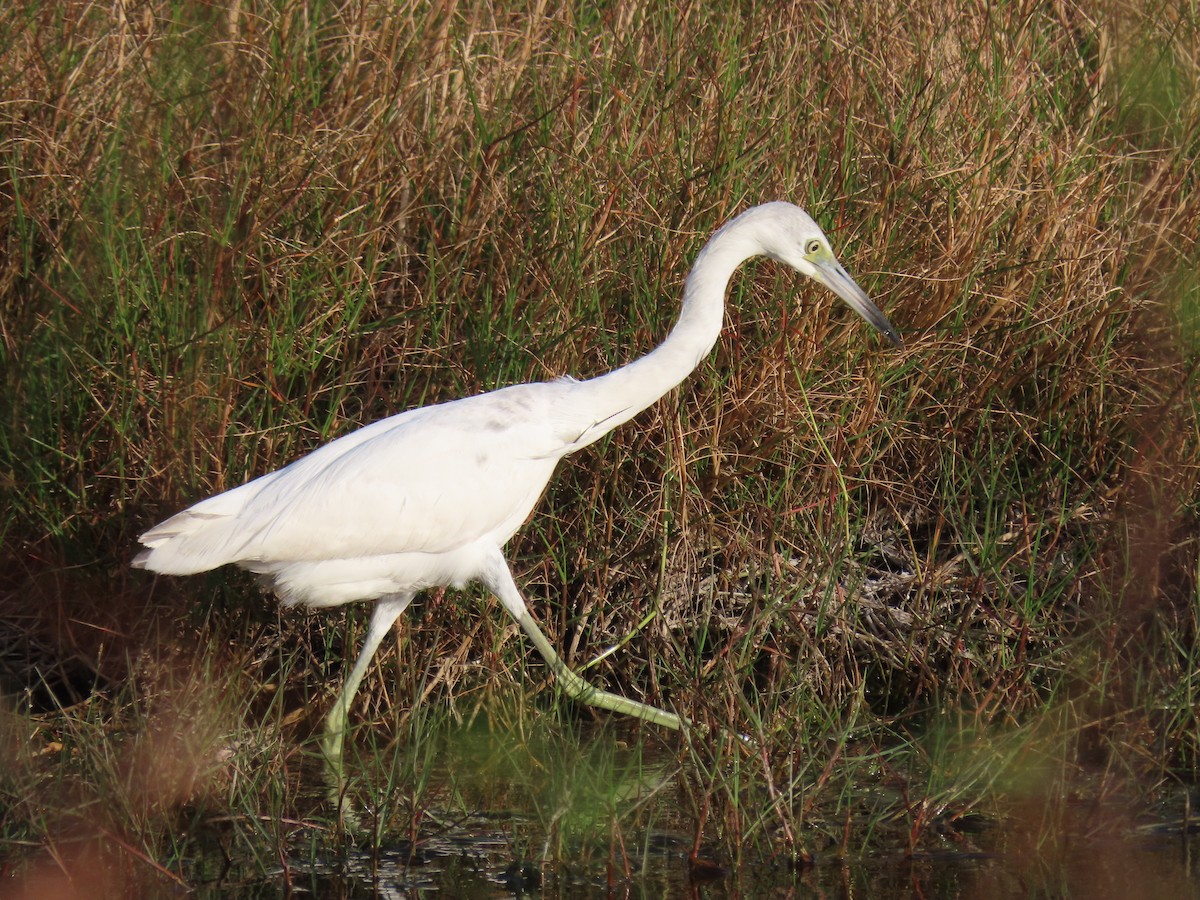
135,382,580,576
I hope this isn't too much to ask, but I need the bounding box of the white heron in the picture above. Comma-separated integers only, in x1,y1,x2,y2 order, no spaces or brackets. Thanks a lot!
133,201,900,799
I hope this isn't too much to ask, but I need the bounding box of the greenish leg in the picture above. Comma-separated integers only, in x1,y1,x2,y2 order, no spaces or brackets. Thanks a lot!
482,553,686,731
322,554,685,831
515,609,685,729
323,593,414,823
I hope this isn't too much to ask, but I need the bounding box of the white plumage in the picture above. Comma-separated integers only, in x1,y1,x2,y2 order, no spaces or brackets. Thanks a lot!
133,202,900,803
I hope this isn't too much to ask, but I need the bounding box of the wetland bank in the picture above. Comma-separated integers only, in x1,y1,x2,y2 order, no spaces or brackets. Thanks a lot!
2,1,1198,895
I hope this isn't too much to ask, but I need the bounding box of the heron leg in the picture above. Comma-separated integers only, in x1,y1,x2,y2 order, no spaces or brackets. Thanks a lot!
323,592,414,820
480,554,685,731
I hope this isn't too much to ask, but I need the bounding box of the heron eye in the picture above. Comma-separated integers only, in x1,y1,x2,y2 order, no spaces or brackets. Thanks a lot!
805,239,822,255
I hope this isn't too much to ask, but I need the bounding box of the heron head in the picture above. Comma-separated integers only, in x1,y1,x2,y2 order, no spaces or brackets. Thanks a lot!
751,202,902,349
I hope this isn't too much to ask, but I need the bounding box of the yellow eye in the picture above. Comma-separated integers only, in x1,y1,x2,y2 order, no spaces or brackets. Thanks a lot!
805,239,822,255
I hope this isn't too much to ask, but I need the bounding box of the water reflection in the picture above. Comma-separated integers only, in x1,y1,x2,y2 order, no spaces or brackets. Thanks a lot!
261,831,1197,898
191,717,1200,897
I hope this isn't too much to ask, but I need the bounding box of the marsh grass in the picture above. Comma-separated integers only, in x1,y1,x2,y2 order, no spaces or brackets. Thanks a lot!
2,0,1199,893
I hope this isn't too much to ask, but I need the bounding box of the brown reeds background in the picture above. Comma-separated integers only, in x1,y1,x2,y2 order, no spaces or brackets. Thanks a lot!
1,0,1197,888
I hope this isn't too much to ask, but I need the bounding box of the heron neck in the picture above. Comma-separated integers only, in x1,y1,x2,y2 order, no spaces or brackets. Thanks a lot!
569,227,761,444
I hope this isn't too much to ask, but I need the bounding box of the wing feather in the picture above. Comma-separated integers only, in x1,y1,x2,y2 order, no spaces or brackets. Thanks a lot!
135,382,574,575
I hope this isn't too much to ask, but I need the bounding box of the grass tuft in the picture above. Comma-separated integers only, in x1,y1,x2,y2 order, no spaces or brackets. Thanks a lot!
2,0,1198,891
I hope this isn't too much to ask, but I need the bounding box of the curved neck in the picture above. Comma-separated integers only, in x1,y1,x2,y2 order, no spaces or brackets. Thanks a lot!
566,222,763,448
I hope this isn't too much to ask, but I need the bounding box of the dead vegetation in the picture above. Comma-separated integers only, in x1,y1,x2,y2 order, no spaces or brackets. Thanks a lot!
1,0,1198,886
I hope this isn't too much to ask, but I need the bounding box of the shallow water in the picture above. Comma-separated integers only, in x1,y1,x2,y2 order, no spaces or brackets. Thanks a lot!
211,827,1199,898
177,718,1200,899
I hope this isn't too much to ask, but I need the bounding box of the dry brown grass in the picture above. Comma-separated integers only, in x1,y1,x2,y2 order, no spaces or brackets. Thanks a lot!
1,0,1198,882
